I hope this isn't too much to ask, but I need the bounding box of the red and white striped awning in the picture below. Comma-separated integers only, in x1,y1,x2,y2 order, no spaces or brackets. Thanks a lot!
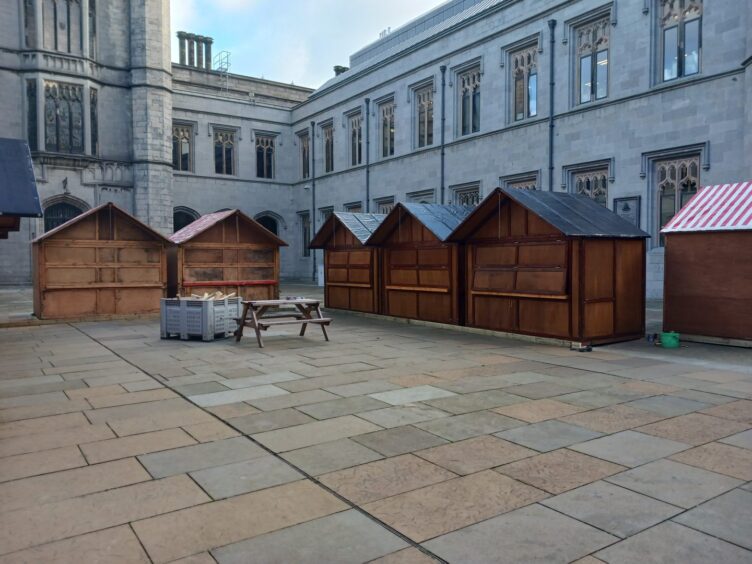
661,181,752,233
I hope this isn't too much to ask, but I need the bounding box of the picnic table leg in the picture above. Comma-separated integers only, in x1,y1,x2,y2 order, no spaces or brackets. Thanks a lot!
235,303,250,342
297,304,312,336
250,306,264,348
316,304,329,342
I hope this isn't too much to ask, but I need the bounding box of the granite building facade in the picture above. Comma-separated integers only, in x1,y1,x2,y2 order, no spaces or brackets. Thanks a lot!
1,0,750,299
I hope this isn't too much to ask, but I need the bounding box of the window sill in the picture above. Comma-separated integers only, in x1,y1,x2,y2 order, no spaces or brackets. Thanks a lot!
651,73,703,92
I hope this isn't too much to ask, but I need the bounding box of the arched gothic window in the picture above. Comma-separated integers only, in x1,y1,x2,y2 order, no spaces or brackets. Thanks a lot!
349,114,362,166
44,82,84,154
256,135,275,179
44,202,84,232
299,133,310,179
459,67,481,135
577,16,610,104
322,124,334,173
213,129,235,175
173,207,199,232
660,0,702,81
574,169,609,206
380,101,395,158
657,156,699,243
415,86,433,148
172,124,193,171
512,46,537,121
43,0,82,53
256,215,279,236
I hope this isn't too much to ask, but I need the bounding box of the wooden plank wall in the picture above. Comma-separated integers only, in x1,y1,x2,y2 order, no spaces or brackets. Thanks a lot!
324,225,380,314
34,208,167,319
381,213,459,325
177,215,280,301
664,232,751,340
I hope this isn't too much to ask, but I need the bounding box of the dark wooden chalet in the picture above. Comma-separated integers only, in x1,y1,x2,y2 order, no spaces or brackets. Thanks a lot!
448,187,649,345
366,203,472,325
309,212,386,313
168,209,287,300
33,202,170,319
661,181,752,345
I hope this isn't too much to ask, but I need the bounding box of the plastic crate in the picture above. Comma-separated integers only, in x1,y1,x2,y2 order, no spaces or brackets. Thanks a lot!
160,297,242,341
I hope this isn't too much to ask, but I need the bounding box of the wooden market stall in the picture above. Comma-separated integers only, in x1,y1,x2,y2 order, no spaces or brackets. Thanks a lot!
448,187,649,345
309,212,386,313
168,209,287,301
661,181,752,345
33,202,170,319
365,203,472,325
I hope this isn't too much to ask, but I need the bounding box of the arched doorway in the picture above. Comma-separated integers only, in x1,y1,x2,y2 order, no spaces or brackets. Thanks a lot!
256,215,279,236
173,206,200,232
44,202,84,232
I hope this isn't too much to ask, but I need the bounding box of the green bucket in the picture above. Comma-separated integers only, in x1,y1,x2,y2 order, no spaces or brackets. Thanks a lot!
661,331,680,349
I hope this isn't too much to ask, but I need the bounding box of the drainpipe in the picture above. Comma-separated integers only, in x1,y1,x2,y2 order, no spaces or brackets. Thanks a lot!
365,98,371,212
310,120,317,282
547,19,557,191
440,65,447,204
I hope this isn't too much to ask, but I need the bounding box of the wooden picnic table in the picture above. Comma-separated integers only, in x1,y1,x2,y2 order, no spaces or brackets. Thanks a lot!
234,298,331,348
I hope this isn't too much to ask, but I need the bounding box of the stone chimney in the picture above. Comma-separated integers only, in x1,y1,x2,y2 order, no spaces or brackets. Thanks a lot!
177,32,214,70
333,65,349,76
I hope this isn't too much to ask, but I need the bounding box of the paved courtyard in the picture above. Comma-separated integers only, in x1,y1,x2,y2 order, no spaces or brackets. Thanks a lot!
0,305,751,563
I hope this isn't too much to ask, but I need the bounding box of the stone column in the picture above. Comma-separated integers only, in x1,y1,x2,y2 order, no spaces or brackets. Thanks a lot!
34,0,43,49
130,0,173,234
205,37,213,70
177,31,187,65
81,0,89,58
196,36,204,69
187,34,195,66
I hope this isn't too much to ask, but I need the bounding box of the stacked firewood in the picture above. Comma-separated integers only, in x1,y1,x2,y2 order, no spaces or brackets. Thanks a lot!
176,291,237,300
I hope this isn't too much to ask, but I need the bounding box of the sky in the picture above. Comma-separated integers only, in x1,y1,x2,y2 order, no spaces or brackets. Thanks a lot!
170,0,443,89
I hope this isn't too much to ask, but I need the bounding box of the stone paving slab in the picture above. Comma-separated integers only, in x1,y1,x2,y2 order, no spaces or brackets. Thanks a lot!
252,415,381,452
212,509,407,564
570,430,690,467
416,411,524,441
190,456,303,499
673,489,752,550
281,438,384,476
541,481,683,538
352,425,448,456
606,459,742,508
138,436,267,478
595,521,751,564
424,504,617,563
496,420,603,452
369,385,457,405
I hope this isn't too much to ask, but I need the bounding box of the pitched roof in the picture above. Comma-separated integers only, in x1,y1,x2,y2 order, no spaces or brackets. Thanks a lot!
661,181,752,233
0,138,42,217
33,202,172,243
366,203,474,244
309,212,387,248
449,188,650,241
169,209,288,246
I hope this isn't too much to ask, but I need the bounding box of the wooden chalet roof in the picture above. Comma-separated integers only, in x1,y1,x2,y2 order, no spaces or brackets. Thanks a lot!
366,203,473,245
309,212,387,248
170,209,288,246
449,188,650,241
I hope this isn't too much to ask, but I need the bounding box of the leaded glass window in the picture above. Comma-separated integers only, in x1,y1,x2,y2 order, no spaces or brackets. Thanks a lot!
507,177,538,190
172,124,192,172
213,129,235,175
323,124,334,173
416,86,433,148
453,186,481,206
90,88,98,155
349,113,362,166
512,46,537,121
27,80,37,151
380,101,395,158
375,198,395,214
660,0,702,81
574,169,609,206
256,135,275,179
299,133,310,179
459,67,481,135
576,16,610,104
44,82,84,154
299,212,311,257
656,155,700,243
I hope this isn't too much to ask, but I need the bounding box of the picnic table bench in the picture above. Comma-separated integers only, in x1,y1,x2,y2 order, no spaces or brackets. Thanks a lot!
234,298,331,348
